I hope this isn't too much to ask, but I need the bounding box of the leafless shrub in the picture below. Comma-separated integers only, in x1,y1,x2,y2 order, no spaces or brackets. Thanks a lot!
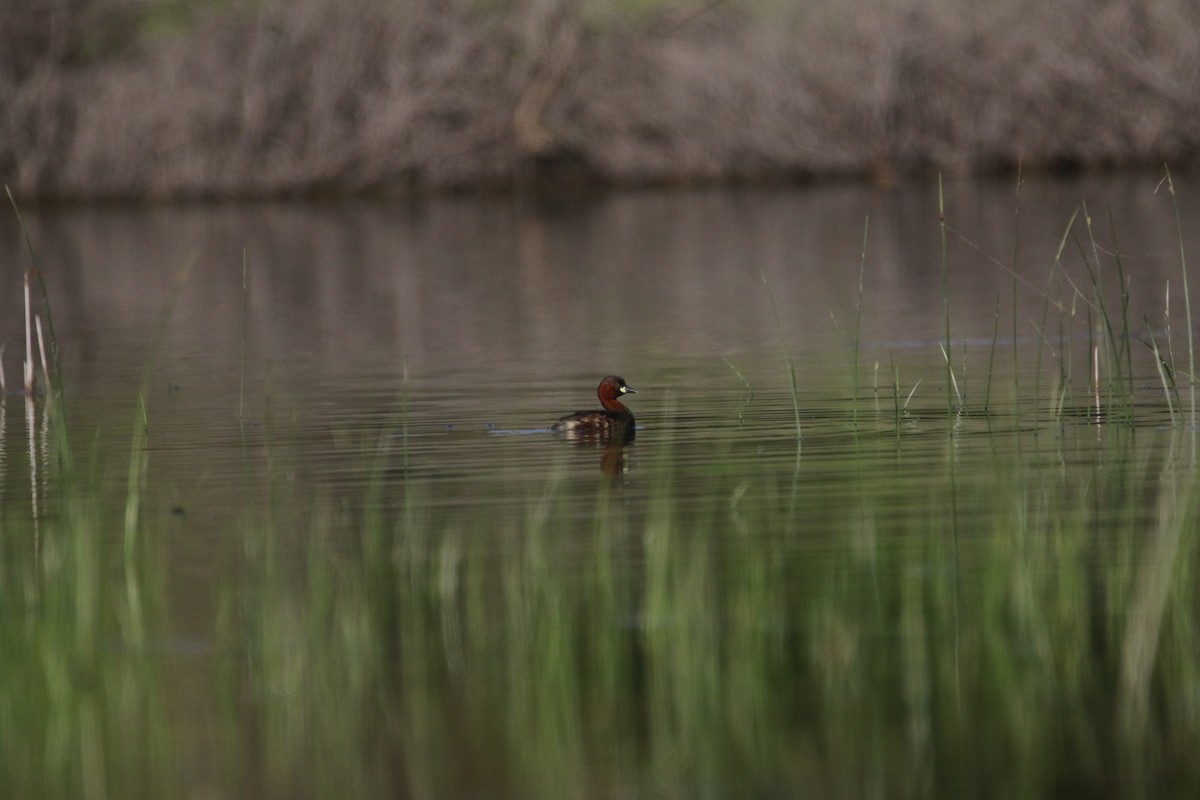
3,0,1200,198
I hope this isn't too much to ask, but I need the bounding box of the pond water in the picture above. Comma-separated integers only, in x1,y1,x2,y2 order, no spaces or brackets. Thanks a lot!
2,173,1200,798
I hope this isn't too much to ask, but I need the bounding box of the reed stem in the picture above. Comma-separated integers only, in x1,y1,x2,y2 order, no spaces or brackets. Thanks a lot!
1161,168,1196,433
1011,165,1023,428
853,216,868,433
759,268,801,447
938,175,956,418
23,270,33,395
240,250,248,422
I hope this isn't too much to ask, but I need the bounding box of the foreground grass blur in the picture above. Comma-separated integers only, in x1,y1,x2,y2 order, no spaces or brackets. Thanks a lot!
213,428,1200,799
8,404,1196,797
0,409,173,799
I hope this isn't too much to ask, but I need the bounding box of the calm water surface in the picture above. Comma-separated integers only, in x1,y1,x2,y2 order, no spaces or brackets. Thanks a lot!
2,174,1199,797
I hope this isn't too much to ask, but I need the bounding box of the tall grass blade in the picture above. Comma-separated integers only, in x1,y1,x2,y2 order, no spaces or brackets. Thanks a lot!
1145,318,1178,425
26,394,38,543
1076,203,1133,422
721,357,753,429
1108,210,1136,403
938,175,955,419
853,216,868,432
1011,164,1024,431
891,355,901,441
1160,168,1196,435
759,268,801,447
939,343,964,409
240,249,248,423
984,293,1000,412
1033,209,1080,427
35,316,50,394
23,270,33,395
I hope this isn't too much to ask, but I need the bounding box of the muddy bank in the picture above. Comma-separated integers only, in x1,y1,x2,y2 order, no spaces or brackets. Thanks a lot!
3,0,1200,200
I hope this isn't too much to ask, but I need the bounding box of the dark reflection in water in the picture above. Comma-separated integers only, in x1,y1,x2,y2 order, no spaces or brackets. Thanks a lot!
1,174,1199,798
3,173,1196,389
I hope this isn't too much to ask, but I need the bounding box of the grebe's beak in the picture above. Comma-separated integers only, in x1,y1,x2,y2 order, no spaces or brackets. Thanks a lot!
621,385,636,394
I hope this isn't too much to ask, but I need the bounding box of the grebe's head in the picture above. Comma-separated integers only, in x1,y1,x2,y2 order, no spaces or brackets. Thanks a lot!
598,375,634,397
597,375,635,410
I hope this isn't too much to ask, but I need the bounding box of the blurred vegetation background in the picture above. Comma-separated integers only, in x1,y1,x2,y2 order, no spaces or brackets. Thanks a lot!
3,0,1200,199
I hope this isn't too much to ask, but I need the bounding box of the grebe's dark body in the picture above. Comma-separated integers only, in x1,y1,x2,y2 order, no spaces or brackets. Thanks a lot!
553,375,636,443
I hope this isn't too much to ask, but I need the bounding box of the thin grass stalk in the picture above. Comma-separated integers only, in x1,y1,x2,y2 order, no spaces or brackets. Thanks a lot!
853,217,868,433
400,356,411,496
939,343,964,408
1078,206,1132,421
936,179,964,713
240,250,248,423
23,270,33,395
1081,220,1110,418
938,176,955,419
26,395,37,545
759,268,801,447
890,355,901,445
984,294,1000,413
1012,165,1024,430
1108,210,1136,404
1145,319,1177,425
1165,280,1179,391
1086,304,1096,419
1161,169,1195,433
873,361,880,414
0,393,5,512
1034,210,1080,427
1057,318,1070,422
123,394,149,648
35,316,50,394
721,357,753,429
905,379,921,412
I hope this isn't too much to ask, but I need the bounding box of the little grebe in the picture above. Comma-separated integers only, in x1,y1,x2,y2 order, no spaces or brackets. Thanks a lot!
553,375,636,442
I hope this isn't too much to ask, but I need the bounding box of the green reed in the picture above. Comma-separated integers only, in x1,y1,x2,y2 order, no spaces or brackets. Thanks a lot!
720,357,754,429
1161,168,1197,434
852,216,868,432
941,179,1178,429
938,175,957,418
1010,165,1025,426
759,268,801,446
1073,204,1137,422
